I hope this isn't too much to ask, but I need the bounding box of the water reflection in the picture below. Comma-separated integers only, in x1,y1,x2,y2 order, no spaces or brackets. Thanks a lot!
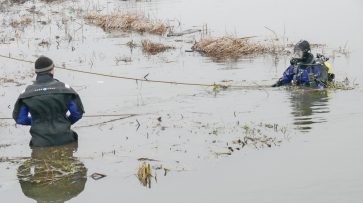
289,90,331,132
17,142,87,202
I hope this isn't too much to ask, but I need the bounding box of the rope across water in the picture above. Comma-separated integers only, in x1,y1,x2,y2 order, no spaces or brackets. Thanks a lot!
0,114,138,119
0,54,270,88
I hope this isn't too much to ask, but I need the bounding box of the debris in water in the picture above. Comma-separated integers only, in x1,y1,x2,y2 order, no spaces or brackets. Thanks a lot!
214,152,232,156
38,39,51,46
167,29,201,37
90,173,107,180
185,49,206,54
126,40,137,48
141,39,173,54
115,56,132,64
137,158,160,162
221,79,233,83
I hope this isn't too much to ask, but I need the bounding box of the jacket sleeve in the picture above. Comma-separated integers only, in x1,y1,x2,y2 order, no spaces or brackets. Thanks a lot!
68,99,83,125
280,66,294,83
13,99,32,125
70,88,85,114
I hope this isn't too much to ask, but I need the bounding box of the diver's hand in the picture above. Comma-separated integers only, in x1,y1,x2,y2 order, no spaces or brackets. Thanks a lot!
290,58,298,66
271,79,284,87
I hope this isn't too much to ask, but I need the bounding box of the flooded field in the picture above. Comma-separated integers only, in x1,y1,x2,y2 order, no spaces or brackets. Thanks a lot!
0,0,363,202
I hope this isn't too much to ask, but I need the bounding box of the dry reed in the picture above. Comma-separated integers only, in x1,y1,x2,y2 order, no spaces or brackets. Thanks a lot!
191,36,268,57
141,39,172,54
84,11,167,35
192,35,290,57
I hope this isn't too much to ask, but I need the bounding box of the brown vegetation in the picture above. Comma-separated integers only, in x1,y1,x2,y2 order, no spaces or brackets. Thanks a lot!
11,16,32,27
84,11,168,35
141,39,172,54
38,39,51,46
192,35,290,57
191,36,268,57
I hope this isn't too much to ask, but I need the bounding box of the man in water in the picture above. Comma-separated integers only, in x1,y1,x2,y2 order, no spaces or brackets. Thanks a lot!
13,56,85,147
271,40,324,88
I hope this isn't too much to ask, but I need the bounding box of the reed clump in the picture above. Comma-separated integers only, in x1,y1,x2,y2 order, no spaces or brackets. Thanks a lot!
141,39,173,54
192,36,290,57
84,11,167,35
191,36,269,57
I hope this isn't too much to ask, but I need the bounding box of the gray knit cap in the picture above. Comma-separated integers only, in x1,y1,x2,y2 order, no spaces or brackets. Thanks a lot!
35,56,54,74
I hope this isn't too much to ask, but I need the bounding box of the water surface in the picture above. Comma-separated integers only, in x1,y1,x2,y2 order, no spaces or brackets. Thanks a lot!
0,0,362,202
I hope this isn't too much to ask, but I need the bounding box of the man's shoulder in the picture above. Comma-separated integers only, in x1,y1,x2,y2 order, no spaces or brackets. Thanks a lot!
26,79,71,90
53,79,72,89
18,80,77,99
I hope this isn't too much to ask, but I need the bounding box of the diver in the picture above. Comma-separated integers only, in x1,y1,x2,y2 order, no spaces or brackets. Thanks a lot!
12,56,85,147
271,40,333,88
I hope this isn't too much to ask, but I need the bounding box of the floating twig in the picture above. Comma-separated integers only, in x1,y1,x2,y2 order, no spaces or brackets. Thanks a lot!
90,173,107,180
136,119,140,131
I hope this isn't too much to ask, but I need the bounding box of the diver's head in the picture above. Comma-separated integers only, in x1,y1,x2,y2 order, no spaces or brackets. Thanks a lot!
292,40,311,63
35,56,54,75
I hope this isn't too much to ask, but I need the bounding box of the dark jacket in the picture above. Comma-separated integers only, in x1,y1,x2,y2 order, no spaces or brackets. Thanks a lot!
13,74,85,147
280,54,325,88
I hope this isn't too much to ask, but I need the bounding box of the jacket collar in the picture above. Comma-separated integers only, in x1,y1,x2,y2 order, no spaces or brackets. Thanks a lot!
34,74,54,84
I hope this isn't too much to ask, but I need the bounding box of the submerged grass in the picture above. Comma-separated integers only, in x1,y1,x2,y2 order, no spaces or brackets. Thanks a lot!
326,78,358,90
290,78,358,94
84,11,168,35
136,162,155,188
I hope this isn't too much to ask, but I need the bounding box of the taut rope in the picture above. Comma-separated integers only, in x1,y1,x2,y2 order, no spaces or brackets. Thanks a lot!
0,54,270,88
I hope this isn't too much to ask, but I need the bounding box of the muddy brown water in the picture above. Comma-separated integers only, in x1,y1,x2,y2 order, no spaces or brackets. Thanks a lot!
0,0,362,202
